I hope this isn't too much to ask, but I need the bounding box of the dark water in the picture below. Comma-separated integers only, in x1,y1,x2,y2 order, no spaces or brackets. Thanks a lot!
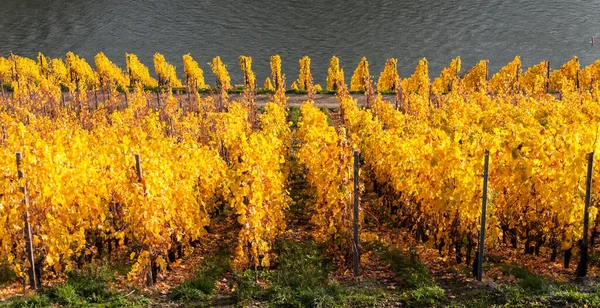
1,0,599,85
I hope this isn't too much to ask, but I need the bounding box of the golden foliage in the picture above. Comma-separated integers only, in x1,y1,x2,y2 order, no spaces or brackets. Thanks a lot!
182,54,209,90
126,53,158,87
153,53,183,88
296,56,312,91
350,57,370,91
239,55,256,90
211,56,232,91
326,56,342,91
377,58,399,92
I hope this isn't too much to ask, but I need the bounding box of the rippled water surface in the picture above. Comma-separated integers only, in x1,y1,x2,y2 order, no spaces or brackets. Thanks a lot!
1,0,600,84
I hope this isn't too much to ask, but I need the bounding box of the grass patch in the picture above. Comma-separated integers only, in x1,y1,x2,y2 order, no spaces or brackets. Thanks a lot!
545,288,600,306
169,254,232,301
256,88,275,95
401,286,447,307
443,264,600,307
494,282,600,307
48,265,149,306
285,89,308,95
58,266,115,302
234,239,335,306
366,244,449,306
379,246,434,288
4,294,51,308
320,90,337,95
4,264,150,307
342,282,391,307
497,284,526,304
285,154,311,224
499,263,544,291
233,239,388,307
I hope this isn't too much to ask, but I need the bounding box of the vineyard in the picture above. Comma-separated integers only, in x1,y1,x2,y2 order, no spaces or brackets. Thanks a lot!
1,52,600,306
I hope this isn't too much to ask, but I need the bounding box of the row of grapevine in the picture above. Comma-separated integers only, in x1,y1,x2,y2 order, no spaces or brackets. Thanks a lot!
0,83,293,287
339,78,600,269
296,101,359,256
0,99,227,286
3,53,600,102
215,101,291,268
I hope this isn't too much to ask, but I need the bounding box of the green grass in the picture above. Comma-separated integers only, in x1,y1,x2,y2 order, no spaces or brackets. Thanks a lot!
362,243,451,307
545,287,600,306
490,282,600,307
4,249,599,307
285,89,308,95
3,294,51,308
378,246,434,288
256,88,275,95
234,239,335,306
48,265,149,307
169,254,232,301
402,286,447,307
436,261,600,307
59,266,115,301
3,264,150,308
498,263,545,291
321,90,337,95
232,239,391,307
341,282,392,307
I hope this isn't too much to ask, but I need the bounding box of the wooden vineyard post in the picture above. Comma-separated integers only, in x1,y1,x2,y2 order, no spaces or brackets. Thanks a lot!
476,150,490,281
135,153,143,182
134,154,154,286
576,57,581,90
156,91,160,110
577,152,594,278
16,152,37,290
187,76,192,113
353,150,360,278
515,64,520,93
547,61,551,92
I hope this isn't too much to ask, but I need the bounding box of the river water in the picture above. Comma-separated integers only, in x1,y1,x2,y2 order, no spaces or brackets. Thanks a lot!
1,0,599,85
